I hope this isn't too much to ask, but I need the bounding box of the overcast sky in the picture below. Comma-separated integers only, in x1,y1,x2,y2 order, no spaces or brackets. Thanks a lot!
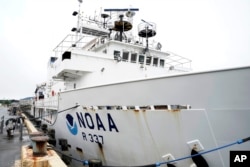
0,0,250,99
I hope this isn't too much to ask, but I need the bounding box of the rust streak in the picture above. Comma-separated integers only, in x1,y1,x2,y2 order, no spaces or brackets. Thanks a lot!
169,109,181,112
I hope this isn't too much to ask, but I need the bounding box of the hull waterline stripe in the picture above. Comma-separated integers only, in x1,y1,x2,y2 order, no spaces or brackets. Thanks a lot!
50,136,250,167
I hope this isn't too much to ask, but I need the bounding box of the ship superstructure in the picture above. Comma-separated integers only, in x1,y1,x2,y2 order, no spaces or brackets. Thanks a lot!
31,1,250,167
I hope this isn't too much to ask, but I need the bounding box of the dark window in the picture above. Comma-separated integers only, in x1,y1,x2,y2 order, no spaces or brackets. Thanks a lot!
139,55,144,64
114,50,120,60
62,51,71,61
122,52,129,61
153,57,158,66
146,56,152,65
160,59,165,67
131,53,137,63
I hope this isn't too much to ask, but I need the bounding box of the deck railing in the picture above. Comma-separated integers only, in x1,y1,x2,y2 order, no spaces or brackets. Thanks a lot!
35,96,58,110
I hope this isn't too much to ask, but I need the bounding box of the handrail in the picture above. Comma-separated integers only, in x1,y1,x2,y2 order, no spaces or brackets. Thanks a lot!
35,96,58,110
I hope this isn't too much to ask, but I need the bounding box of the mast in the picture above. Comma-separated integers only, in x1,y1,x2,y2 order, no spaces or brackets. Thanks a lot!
138,19,156,53
71,0,83,47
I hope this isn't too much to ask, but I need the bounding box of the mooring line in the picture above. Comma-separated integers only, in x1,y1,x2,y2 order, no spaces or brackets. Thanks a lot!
50,136,250,167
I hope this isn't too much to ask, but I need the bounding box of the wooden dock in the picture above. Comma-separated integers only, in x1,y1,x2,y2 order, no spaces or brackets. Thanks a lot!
0,107,67,167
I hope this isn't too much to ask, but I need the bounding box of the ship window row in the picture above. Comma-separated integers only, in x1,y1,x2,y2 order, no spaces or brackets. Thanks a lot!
113,50,165,67
82,105,191,111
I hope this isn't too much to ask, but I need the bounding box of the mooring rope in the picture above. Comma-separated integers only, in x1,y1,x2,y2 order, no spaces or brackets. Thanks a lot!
155,136,250,166
51,136,250,167
25,105,250,166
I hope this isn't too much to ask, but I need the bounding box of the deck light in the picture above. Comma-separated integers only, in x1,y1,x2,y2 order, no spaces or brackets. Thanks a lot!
72,11,78,16
71,27,77,32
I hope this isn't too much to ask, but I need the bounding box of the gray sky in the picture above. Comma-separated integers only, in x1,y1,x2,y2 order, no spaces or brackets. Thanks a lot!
1,0,250,99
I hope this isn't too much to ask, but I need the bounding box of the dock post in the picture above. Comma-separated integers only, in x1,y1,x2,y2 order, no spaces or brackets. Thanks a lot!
19,117,23,140
0,116,4,134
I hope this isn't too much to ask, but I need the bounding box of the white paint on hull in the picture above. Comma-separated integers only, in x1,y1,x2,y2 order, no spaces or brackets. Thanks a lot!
38,66,250,167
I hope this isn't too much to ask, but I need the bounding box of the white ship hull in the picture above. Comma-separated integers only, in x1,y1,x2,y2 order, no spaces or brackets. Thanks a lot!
33,66,250,167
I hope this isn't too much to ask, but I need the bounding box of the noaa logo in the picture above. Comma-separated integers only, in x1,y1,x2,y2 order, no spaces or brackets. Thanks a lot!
66,114,78,135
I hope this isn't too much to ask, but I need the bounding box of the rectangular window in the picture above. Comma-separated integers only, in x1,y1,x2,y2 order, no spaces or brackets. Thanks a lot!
153,57,158,66
160,59,165,67
139,55,144,64
62,51,71,61
130,53,137,63
122,52,129,62
146,56,152,65
114,50,120,60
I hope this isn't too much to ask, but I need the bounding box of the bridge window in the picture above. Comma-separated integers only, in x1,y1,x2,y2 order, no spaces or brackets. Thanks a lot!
114,50,120,60
131,53,137,63
153,57,158,66
122,51,129,62
146,56,152,65
160,59,165,67
139,55,144,64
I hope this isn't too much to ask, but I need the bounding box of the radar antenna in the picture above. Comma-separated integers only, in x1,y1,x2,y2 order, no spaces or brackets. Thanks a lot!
101,13,109,29
104,8,139,42
138,19,156,53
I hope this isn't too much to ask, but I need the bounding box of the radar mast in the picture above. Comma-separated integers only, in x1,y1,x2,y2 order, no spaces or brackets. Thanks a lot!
138,19,156,53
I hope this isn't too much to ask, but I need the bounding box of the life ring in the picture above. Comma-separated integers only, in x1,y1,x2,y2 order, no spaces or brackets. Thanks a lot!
156,42,162,50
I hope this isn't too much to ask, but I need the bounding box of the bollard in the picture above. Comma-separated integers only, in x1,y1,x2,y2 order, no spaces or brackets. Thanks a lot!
88,159,102,167
30,136,49,156
29,131,44,149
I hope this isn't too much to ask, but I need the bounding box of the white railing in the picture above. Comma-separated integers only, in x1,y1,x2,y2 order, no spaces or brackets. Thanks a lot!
53,34,96,58
35,96,58,110
165,52,192,71
19,99,33,106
